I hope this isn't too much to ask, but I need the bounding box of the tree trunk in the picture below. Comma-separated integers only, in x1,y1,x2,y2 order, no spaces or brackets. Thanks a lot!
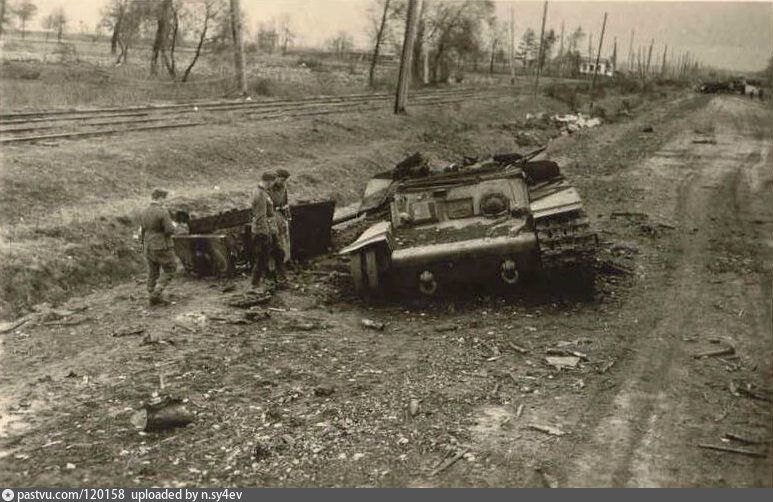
163,10,178,78
0,0,6,38
489,38,498,74
182,13,210,82
110,14,122,55
368,0,391,88
151,0,173,76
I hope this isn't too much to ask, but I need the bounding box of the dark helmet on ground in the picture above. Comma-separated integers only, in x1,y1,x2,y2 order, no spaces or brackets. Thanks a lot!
275,168,291,179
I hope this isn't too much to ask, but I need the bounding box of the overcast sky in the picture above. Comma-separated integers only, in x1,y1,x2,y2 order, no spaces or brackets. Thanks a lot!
25,1,773,72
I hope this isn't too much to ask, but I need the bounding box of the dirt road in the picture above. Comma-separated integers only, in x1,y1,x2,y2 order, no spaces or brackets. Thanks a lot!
1,95,771,487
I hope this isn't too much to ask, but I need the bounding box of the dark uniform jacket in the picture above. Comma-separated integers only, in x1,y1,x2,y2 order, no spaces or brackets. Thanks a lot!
268,185,289,217
140,202,175,251
251,186,274,236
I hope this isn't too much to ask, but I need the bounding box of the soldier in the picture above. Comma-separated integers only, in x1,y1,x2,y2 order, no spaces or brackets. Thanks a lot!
139,188,177,306
269,169,291,286
250,172,276,289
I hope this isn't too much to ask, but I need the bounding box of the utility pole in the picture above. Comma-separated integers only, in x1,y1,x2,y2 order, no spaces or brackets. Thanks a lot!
394,0,421,114
510,4,515,84
611,37,617,72
533,0,548,98
645,38,654,79
558,21,565,77
661,44,668,77
229,0,247,96
588,12,607,112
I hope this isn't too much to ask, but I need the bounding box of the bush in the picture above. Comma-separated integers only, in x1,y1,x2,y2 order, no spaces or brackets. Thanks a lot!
249,78,275,97
543,82,582,109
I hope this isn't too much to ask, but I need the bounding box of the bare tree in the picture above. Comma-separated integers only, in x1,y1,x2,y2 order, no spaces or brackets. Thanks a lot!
1,0,9,37
328,31,353,59
486,16,507,74
150,0,174,76
13,0,37,40
49,6,66,42
277,13,294,54
368,0,392,87
257,19,278,54
105,0,149,65
181,0,222,81
422,0,494,83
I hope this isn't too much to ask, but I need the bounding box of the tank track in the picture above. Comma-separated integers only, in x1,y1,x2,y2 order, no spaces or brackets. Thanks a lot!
535,210,597,269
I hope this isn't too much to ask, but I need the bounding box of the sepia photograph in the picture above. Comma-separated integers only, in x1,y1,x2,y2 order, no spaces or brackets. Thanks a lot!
0,0,771,490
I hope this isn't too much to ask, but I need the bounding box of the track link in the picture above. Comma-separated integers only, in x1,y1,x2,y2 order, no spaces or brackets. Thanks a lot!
535,210,598,269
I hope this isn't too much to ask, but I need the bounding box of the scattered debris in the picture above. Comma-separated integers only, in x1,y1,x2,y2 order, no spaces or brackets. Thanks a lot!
313,385,335,397
112,326,146,338
431,447,470,476
508,341,529,354
527,423,566,436
287,321,321,331
546,348,589,360
597,258,634,276
130,397,194,432
361,319,385,331
597,360,616,374
692,138,717,145
515,404,525,419
641,125,654,133
697,443,765,458
693,345,735,359
735,383,773,403
408,399,420,417
243,308,271,322
226,291,272,308
545,356,581,370
552,113,603,133
172,321,196,333
0,318,29,334
723,432,768,445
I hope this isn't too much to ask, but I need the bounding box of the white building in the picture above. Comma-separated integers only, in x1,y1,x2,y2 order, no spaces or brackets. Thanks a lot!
579,57,615,77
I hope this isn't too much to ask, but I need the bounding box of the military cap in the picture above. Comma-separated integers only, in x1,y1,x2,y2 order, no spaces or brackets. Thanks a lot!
151,188,169,200
275,168,291,179
261,172,277,182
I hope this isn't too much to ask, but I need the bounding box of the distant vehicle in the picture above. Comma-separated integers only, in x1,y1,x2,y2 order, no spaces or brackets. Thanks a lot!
339,149,598,297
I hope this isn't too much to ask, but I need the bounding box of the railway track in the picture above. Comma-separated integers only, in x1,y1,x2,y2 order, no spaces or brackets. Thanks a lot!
0,87,510,144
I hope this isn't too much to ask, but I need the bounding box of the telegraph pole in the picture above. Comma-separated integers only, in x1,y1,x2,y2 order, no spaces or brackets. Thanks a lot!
509,4,515,84
661,44,668,77
588,12,607,112
558,21,565,77
533,0,548,98
229,0,247,96
645,39,654,79
394,0,421,114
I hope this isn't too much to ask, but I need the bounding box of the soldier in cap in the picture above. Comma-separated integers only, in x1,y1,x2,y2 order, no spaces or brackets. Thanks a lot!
268,169,291,286
139,188,177,305
250,172,276,289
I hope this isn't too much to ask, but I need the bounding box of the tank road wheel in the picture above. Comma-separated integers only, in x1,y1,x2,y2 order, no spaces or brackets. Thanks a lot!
364,248,380,290
350,246,384,297
350,253,365,294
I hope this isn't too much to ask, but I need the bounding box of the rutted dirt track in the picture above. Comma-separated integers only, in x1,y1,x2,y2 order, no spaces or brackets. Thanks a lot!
0,95,771,487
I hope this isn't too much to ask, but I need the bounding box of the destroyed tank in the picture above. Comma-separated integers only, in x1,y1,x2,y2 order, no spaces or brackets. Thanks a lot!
339,148,597,296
